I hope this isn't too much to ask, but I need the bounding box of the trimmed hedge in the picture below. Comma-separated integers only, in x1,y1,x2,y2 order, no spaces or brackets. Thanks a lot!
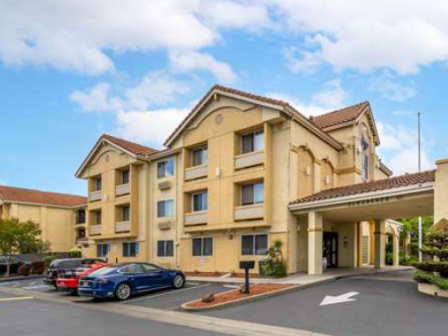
414,271,448,291
412,262,448,274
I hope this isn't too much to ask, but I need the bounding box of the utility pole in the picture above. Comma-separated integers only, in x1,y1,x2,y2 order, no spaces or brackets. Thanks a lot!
418,112,423,262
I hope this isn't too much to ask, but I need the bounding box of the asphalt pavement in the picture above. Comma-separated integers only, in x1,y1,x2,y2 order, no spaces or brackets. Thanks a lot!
202,270,448,336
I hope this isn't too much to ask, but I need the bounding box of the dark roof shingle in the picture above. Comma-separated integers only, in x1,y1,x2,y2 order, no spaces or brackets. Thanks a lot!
0,185,87,207
311,102,370,129
291,170,436,205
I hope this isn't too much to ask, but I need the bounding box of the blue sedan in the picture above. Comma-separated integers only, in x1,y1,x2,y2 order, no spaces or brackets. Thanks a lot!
78,263,185,301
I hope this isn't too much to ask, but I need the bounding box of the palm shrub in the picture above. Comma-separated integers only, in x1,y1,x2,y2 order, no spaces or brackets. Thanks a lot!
263,240,287,278
413,218,448,290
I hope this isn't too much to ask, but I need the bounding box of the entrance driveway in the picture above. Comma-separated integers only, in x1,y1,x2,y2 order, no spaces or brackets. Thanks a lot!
201,270,448,336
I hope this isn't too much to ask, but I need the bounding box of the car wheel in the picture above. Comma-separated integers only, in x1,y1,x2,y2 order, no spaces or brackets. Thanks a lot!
172,275,185,289
115,283,132,301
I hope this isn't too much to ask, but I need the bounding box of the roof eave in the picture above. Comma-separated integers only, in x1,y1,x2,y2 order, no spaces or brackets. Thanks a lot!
289,182,435,213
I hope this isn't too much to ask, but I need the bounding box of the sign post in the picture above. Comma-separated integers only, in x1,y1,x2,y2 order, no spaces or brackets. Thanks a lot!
239,261,255,294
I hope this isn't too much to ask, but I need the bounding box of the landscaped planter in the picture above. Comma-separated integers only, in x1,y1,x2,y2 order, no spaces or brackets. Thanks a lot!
181,284,298,311
418,283,448,298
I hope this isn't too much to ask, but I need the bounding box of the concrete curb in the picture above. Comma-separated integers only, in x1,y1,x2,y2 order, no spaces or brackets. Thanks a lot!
181,285,301,312
0,275,44,283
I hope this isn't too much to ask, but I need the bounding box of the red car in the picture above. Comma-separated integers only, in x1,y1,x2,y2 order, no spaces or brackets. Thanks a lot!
57,263,107,294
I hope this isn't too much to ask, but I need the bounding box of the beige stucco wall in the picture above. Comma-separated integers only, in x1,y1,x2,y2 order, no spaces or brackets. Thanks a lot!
2,202,76,252
435,159,448,222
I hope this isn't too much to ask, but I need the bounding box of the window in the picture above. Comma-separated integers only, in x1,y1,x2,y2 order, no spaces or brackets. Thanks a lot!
157,158,174,178
93,210,102,225
157,200,174,218
242,234,268,255
94,176,102,191
157,240,174,257
241,182,264,206
123,242,139,257
120,264,143,274
77,210,86,224
192,191,208,212
361,125,370,181
122,169,130,184
192,237,213,256
192,147,208,166
96,243,109,258
121,206,130,221
140,264,159,273
242,131,264,154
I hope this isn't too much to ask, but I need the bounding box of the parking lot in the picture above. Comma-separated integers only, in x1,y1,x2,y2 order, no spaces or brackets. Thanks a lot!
0,277,233,310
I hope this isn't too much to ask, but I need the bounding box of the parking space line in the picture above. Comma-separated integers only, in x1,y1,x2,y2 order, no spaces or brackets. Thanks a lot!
0,282,19,287
23,285,52,290
0,296,34,302
122,284,211,304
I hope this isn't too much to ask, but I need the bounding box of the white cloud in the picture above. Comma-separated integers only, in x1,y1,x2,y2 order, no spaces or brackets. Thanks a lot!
70,83,124,113
70,72,188,113
116,109,190,147
377,122,434,175
0,0,275,80
272,0,448,74
169,51,236,84
370,72,417,102
268,79,349,117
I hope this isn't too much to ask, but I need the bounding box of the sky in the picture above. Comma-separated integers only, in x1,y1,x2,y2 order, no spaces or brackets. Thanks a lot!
1,0,448,196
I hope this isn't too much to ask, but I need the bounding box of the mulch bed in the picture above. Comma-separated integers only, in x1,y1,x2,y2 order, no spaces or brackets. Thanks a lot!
184,283,294,309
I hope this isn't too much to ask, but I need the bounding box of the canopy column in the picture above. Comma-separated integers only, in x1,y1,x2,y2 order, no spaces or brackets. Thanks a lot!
308,211,324,275
374,219,386,269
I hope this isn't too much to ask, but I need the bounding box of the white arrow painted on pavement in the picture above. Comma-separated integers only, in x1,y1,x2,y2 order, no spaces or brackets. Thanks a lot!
320,292,360,306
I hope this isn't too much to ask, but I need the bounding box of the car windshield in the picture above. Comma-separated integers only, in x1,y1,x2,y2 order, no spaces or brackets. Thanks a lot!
89,266,117,276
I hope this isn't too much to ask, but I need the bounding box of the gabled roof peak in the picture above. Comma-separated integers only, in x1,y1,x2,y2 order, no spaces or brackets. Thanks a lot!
310,101,370,130
102,134,159,157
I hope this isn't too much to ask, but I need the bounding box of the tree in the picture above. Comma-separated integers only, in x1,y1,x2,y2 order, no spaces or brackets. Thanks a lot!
0,218,50,278
413,218,448,291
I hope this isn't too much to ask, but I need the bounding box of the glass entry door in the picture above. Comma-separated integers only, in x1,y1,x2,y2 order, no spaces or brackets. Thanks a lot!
323,232,338,268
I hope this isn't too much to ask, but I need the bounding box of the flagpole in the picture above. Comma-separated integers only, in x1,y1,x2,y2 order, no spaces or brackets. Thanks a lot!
418,112,422,262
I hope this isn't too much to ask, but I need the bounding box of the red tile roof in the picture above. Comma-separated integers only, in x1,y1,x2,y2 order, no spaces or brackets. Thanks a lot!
164,84,342,149
103,134,159,156
310,102,370,130
0,185,87,207
291,170,436,205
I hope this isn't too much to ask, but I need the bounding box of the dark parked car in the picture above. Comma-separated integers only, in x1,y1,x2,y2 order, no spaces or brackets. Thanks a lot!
78,262,185,301
44,258,104,287
0,257,25,275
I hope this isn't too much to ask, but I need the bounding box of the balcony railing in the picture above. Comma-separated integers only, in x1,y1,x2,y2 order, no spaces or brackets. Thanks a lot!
115,221,131,233
185,211,207,225
234,204,264,221
89,190,102,202
89,225,102,235
115,183,130,196
235,151,264,170
185,165,208,181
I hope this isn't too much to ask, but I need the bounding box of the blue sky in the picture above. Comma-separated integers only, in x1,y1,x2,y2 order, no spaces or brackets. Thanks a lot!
1,0,447,196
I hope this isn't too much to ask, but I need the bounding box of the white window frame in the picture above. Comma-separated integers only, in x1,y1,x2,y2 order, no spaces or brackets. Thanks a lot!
192,147,208,167
157,157,175,178
157,199,174,218
241,130,264,154
241,182,264,206
96,243,109,258
192,237,213,257
192,191,208,212
241,234,269,256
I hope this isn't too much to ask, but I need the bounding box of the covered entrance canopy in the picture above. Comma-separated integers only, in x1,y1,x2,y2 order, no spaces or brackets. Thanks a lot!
289,170,435,275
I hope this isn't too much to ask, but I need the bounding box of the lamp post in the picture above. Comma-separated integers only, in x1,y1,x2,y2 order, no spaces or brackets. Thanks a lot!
418,112,423,262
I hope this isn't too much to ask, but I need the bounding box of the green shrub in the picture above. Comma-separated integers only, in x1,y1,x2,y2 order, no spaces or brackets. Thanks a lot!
386,252,394,266
414,271,448,291
42,255,57,268
400,253,418,266
409,242,420,257
68,251,81,258
263,240,287,278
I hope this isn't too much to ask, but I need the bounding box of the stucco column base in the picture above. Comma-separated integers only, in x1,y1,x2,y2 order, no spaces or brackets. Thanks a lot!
374,219,386,269
308,211,323,275
393,235,400,267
